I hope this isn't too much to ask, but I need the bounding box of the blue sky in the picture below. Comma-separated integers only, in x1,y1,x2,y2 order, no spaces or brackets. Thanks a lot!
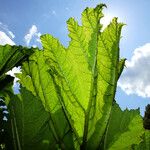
0,0,150,115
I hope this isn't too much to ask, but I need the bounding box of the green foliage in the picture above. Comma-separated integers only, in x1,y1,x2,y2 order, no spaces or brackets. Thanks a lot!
0,3,149,150
0,45,35,100
0,45,34,149
104,103,144,149
0,44,34,77
133,131,150,150
133,105,150,150
8,87,74,150
15,50,75,149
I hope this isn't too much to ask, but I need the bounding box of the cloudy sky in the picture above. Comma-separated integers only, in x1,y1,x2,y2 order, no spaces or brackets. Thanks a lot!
0,0,150,115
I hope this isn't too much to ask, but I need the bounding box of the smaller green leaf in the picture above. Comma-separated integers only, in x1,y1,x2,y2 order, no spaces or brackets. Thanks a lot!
8,87,75,150
0,45,34,77
8,87,53,150
16,50,76,149
133,130,150,150
133,104,150,150
103,103,144,150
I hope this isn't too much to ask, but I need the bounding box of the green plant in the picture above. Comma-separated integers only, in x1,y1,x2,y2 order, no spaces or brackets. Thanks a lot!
0,4,150,150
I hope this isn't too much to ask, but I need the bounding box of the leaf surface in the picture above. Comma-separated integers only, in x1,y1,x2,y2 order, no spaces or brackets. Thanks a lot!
0,45,34,77
133,130,150,150
40,5,124,149
103,103,144,150
8,87,74,150
0,44,34,102
17,50,76,149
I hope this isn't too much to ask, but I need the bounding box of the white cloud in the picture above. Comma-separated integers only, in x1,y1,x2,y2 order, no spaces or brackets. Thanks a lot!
36,32,41,43
24,25,37,45
8,31,15,39
0,22,15,39
0,31,15,45
24,25,41,46
118,43,150,98
37,32,41,37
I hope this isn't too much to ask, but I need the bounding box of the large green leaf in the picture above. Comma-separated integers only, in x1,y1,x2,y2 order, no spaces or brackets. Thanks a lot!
12,3,143,150
16,50,76,149
8,87,52,150
8,87,74,150
40,4,124,149
103,103,144,150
